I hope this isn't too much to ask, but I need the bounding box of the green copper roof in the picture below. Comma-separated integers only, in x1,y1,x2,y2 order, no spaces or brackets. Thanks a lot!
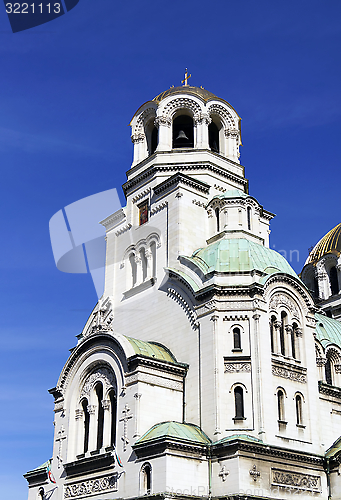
315,313,341,349
212,188,249,200
214,434,262,445
183,237,298,278
325,435,341,459
136,421,211,445
124,336,177,363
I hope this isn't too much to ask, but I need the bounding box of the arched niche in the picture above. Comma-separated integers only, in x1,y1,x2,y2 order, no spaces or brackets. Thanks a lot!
172,112,194,148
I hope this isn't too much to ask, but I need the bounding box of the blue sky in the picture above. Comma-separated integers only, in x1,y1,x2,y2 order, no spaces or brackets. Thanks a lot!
1,1,341,498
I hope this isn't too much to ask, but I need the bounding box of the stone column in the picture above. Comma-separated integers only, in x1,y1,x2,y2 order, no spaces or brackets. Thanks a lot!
317,271,329,300
253,313,265,437
131,133,145,165
155,116,171,151
285,325,293,358
195,113,211,149
87,405,97,452
133,393,142,438
135,255,142,285
102,400,111,448
224,128,239,162
274,321,282,355
337,263,341,292
211,315,221,435
295,327,303,360
75,409,83,456
145,249,152,280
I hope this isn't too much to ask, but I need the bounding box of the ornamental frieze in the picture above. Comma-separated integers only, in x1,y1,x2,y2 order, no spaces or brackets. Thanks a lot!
224,361,251,373
64,474,118,498
271,469,321,492
269,294,299,318
272,363,307,383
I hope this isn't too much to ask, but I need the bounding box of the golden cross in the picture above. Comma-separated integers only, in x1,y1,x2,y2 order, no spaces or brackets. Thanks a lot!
181,68,191,86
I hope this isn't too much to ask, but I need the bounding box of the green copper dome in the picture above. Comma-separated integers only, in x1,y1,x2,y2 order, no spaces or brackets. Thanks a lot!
184,237,298,278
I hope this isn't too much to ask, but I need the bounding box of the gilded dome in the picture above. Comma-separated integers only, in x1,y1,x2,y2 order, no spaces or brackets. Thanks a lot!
305,223,341,265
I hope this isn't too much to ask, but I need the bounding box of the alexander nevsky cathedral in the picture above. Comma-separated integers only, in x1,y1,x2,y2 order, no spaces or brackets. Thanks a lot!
25,76,341,500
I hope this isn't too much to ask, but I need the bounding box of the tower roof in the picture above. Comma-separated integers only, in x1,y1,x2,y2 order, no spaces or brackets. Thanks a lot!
305,223,341,265
153,85,218,103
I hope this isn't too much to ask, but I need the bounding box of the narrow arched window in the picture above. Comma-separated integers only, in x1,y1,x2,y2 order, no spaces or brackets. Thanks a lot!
270,316,276,353
140,248,147,281
129,253,137,287
330,266,339,295
325,357,333,385
295,394,303,425
208,122,219,153
151,127,158,154
215,208,220,232
173,115,194,148
141,464,152,494
82,399,90,454
233,327,241,350
96,383,104,450
150,241,156,278
247,206,252,231
314,276,319,299
234,387,244,419
291,323,297,359
109,390,117,446
277,390,285,422
280,311,286,356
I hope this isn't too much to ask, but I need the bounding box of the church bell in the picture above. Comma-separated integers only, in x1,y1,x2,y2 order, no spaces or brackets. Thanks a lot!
175,130,189,142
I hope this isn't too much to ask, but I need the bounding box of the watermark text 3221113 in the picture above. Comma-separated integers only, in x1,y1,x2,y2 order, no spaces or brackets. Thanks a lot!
3,0,80,32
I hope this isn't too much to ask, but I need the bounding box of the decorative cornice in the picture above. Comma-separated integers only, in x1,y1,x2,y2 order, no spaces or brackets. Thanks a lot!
132,188,151,203
64,472,118,498
64,452,115,478
153,172,210,197
123,163,247,196
150,201,168,216
319,381,341,399
115,223,132,237
272,359,307,384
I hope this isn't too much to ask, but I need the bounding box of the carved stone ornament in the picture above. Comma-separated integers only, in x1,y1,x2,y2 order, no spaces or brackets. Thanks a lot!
225,361,251,373
271,469,321,492
80,367,116,401
64,474,118,498
269,294,300,318
272,364,307,383
219,465,229,482
154,115,172,128
316,357,327,367
335,364,341,374
131,133,145,144
249,464,260,481
87,405,96,415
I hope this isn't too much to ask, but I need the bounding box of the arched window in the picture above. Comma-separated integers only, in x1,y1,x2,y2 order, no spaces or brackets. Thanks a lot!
140,463,152,494
151,127,158,154
82,399,90,454
325,357,333,385
313,276,319,299
330,266,339,295
295,394,303,425
277,389,285,422
233,327,241,350
270,316,276,353
95,383,104,450
208,122,219,153
247,206,252,231
280,311,286,356
234,387,244,419
215,207,220,232
291,323,297,359
129,253,137,287
109,390,117,446
140,248,148,281
173,115,194,148
150,241,156,278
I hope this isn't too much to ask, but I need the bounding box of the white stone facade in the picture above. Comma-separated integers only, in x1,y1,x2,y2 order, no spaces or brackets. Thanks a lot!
25,86,341,500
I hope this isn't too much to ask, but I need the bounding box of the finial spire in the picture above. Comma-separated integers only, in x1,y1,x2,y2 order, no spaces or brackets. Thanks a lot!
181,68,191,86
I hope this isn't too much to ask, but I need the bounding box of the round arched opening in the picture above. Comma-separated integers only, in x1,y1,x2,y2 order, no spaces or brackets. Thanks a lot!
173,115,194,148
